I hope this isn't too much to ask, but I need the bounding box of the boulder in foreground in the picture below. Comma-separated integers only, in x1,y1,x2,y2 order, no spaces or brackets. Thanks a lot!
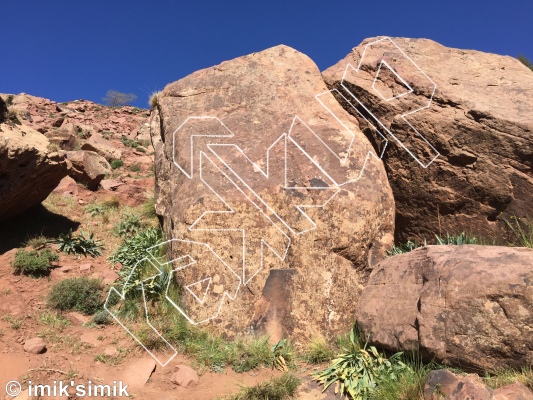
152,44,395,340
356,245,533,371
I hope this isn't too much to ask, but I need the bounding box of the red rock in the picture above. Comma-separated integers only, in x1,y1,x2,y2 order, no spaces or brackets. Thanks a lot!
494,382,533,400
356,245,533,371
121,358,156,389
81,138,121,162
104,346,118,357
152,45,395,339
52,117,65,127
323,37,533,243
52,175,79,197
100,179,124,191
66,150,111,190
23,337,46,354
102,270,119,285
424,370,494,400
0,123,69,222
79,263,92,273
170,365,199,388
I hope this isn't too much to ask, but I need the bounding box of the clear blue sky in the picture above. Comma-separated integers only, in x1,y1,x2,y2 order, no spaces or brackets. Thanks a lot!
2,0,531,108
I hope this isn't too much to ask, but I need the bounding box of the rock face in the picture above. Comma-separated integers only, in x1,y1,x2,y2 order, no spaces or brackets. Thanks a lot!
323,37,533,243
0,121,69,222
81,134,122,161
151,45,395,340
66,150,111,190
356,245,533,371
494,382,533,400
424,370,533,400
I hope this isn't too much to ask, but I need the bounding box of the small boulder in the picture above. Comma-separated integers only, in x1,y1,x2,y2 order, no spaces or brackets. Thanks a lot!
494,382,533,400
121,358,156,389
81,134,122,162
66,150,111,190
424,370,494,400
100,179,124,191
104,346,118,357
356,245,533,371
170,365,199,388
79,263,92,273
52,175,79,197
102,270,119,285
67,311,91,326
23,337,46,354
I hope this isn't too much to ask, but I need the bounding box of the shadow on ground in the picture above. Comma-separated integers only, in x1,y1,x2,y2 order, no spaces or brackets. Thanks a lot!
0,204,79,254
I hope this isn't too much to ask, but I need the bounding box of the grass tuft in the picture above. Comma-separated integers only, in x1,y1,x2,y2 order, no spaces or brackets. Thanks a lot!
227,373,300,400
11,248,58,276
304,336,335,364
504,215,533,248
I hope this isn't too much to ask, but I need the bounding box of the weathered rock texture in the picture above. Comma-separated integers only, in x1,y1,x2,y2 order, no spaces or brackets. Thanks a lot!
151,45,395,340
424,369,533,400
323,37,533,243
424,369,495,400
66,150,111,190
356,245,533,371
0,121,69,222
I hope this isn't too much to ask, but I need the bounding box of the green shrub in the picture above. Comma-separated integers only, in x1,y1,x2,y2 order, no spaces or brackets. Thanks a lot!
47,277,104,315
371,354,435,400
86,203,105,216
93,310,112,325
110,227,167,299
115,212,144,237
313,327,407,399
129,162,142,172
228,373,300,400
56,229,103,257
110,159,124,170
11,248,58,276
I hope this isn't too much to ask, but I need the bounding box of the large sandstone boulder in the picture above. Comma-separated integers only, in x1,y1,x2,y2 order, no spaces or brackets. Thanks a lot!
66,150,111,190
81,133,122,161
151,45,395,340
323,37,533,243
0,121,69,222
356,245,533,371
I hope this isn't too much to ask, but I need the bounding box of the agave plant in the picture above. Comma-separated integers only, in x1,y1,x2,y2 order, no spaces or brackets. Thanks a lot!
313,327,407,399
57,229,103,257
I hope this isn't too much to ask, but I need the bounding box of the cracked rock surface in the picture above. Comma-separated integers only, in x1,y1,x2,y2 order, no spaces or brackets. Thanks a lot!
356,244,533,371
323,37,533,243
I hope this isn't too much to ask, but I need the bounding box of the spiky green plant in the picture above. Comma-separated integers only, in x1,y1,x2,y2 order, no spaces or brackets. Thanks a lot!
313,327,407,399
56,230,103,257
